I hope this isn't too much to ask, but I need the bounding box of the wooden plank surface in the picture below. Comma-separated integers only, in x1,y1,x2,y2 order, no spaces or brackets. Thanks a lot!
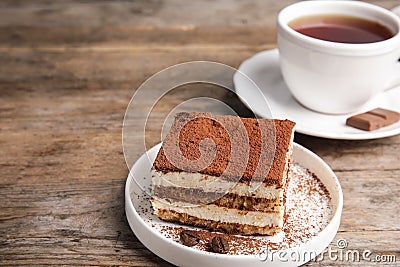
1,0,399,266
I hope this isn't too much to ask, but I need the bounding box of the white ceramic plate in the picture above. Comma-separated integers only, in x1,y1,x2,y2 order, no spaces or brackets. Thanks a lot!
125,143,343,267
233,49,400,140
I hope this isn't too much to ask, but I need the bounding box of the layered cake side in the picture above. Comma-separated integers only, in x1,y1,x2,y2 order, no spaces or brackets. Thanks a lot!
151,112,296,235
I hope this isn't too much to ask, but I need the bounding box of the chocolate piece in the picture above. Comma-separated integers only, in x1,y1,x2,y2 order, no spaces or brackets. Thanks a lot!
346,108,400,131
211,236,229,254
179,230,200,246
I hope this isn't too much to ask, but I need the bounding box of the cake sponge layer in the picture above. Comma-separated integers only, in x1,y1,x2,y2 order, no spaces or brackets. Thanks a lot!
152,198,282,235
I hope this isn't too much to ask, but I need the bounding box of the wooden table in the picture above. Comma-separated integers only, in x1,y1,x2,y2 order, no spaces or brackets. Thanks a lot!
1,1,399,266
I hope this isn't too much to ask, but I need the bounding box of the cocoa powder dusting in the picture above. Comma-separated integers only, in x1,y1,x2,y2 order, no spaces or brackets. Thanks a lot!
153,112,295,186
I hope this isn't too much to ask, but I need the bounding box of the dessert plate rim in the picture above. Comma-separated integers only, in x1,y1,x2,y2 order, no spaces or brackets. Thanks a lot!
233,48,400,140
125,142,343,267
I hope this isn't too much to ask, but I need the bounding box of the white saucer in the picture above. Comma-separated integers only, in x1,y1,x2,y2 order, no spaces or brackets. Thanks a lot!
233,49,400,140
125,143,343,267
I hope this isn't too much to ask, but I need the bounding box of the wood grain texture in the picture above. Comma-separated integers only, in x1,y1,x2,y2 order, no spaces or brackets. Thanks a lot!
0,0,399,266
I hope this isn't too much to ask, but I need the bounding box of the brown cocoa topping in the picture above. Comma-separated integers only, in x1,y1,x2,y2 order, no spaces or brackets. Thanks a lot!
153,112,295,186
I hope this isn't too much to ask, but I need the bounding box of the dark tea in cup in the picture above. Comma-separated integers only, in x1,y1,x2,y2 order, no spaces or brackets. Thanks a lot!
277,1,400,114
289,15,394,44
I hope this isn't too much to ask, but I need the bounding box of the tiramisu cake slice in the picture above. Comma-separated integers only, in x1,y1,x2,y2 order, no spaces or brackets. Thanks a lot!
151,112,295,235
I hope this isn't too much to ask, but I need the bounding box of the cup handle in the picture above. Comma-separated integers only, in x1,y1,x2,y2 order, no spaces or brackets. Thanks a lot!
391,5,400,17
385,6,400,91
384,55,400,92
386,7,400,91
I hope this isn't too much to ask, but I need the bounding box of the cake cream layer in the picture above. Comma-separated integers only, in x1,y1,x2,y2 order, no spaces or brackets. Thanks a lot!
152,170,283,199
151,198,283,227
153,186,283,212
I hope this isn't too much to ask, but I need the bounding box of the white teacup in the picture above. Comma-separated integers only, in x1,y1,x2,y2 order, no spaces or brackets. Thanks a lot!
277,1,400,114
